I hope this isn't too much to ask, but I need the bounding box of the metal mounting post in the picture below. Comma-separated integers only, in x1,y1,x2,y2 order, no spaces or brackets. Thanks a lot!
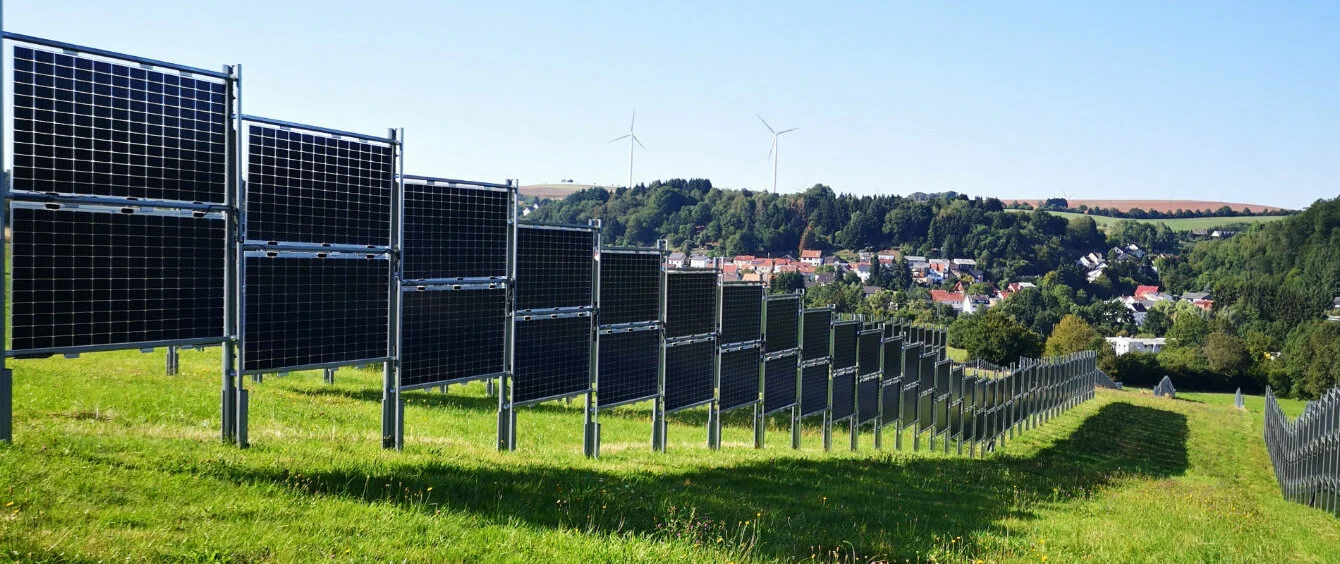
791,405,801,449
850,419,858,452
753,403,765,448
166,346,179,375
1,369,12,444
822,411,833,452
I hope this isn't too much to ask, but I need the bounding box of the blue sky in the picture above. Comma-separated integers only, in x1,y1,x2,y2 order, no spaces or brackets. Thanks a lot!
7,1,1338,208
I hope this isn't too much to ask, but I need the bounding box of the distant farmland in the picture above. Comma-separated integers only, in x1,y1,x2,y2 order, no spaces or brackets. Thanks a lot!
1013,209,1290,232
520,183,601,199
1006,199,1287,213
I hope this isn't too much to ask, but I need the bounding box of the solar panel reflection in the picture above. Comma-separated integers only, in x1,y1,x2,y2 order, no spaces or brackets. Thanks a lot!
763,353,797,412
718,346,761,411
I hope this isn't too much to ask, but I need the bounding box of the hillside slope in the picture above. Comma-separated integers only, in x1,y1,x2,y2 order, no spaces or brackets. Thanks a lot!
1,350,1336,562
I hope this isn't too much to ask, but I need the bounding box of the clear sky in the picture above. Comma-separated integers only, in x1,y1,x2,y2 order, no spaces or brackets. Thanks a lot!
7,1,1338,208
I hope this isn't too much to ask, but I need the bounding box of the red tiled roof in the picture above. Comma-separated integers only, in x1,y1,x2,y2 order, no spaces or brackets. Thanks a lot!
1134,285,1160,298
800,249,822,258
931,290,965,304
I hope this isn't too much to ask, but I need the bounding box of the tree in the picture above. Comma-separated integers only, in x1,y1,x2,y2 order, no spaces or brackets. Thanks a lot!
769,271,804,295
1045,315,1102,357
799,224,821,254
1167,311,1210,347
1143,305,1171,336
1203,331,1252,378
949,310,1044,365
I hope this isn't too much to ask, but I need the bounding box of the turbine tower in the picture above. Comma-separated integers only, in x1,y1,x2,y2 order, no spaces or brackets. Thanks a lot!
609,111,646,190
758,115,797,194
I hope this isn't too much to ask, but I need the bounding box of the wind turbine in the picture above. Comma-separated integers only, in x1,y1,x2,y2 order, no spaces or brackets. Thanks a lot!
609,111,646,190
758,115,798,194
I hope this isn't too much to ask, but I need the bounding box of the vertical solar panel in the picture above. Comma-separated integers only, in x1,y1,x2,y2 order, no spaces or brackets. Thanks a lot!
719,284,763,344
881,379,901,426
664,271,717,338
10,207,225,353
764,296,800,353
832,323,858,371
763,353,798,413
801,309,832,360
799,362,830,417
935,361,950,397
718,346,761,411
596,329,660,406
881,337,904,378
401,181,510,280
243,255,389,372
936,397,951,434
858,330,881,376
516,224,595,311
900,382,919,427
599,251,661,325
918,391,935,432
513,315,592,403
11,46,228,203
244,124,393,246
830,369,856,421
904,344,922,389
919,353,936,390
858,373,879,424
399,288,506,387
664,339,715,411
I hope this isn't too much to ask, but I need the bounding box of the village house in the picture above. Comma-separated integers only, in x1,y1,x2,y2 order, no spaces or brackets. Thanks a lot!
800,249,823,266
1106,337,1166,356
688,254,712,269
666,252,686,268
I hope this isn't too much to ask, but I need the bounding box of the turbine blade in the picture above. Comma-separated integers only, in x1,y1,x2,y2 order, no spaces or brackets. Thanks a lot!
768,137,776,161
630,110,636,132
633,135,647,151
779,127,799,135
757,114,776,134
609,134,631,143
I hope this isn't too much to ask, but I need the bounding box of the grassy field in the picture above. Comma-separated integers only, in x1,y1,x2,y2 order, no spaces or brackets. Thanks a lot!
1009,209,1288,232
2,350,1337,562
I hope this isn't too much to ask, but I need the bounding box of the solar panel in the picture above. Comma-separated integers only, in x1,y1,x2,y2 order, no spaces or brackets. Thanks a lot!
951,366,965,404
881,337,903,378
950,401,963,437
516,224,595,311
599,251,661,325
10,207,225,353
244,123,394,246
401,180,510,280
799,362,830,416
399,287,506,388
763,353,798,413
764,296,800,353
596,329,660,406
830,369,856,421
664,339,715,411
918,391,935,432
11,45,228,203
935,361,950,397
513,315,592,404
718,345,761,411
935,395,951,434
243,255,389,372
801,309,832,360
719,284,763,344
900,382,919,427
664,271,717,338
832,323,858,371
919,353,936,390
858,373,879,424
904,344,921,387
881,379,901,426
858,330,881,376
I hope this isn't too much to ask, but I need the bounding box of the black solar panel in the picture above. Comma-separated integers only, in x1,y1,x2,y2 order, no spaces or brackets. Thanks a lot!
858,330,881,376
830,369,855,421
919,353,936,390
719,284,763,344
900,383,919,427
881,338,903,378
832,323,858,371
950,400,963,436
718,346,761,411
400,288,506,388
401,182,510,280
858,373,879,423
10,207,224,352
918,391,935,431
516,225,594,311
243,255,388,372
764,296,800,353
935,361,950,397
904,344,921,387
513,316,592,403
245,124,394,246
935,395,951,433
596,329,660,406
664,339,715,411
763,353,797,413
880,381,901,426
951,366,965,403
11,46,228,203
799,362,830,416
664,271,716,338
801,309,832,360
599,251,661,325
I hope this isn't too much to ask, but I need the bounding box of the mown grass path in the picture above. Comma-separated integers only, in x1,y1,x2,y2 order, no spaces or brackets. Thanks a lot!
1,350,1336,562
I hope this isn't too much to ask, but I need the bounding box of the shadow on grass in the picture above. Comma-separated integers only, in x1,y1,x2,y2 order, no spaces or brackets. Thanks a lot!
198,401,1188,560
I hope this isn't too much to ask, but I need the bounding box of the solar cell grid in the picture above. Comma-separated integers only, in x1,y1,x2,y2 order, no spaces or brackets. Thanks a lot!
880,381,901,426
399,288,506,388
918,391,935,431
243,255,389,372
245,124,394,246
596,329,660,406
881,337,903,377
900,383,919,427
858,330,881,376
831,370,855,421
10,207,225,352
832,323,858,370
513,315,592,403
764,296,800,353
664,271,717,338
516,225,595,311
763,353,797,413
858,373,879,423
718,346,761,411
401,182,510,280
598,251,661,325
664,339,715,411
799,362,829,416
719,284,763,344
801,309,832,360
11,45,228,203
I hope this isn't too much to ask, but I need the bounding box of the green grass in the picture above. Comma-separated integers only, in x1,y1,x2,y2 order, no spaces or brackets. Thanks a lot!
1,350,1337,562
1009,209,1289,232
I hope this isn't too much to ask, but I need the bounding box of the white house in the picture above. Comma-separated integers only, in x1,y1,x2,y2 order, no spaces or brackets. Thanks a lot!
666,252,686,268
689,254,712,269
1106,337,1166,356
800,249,823,266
